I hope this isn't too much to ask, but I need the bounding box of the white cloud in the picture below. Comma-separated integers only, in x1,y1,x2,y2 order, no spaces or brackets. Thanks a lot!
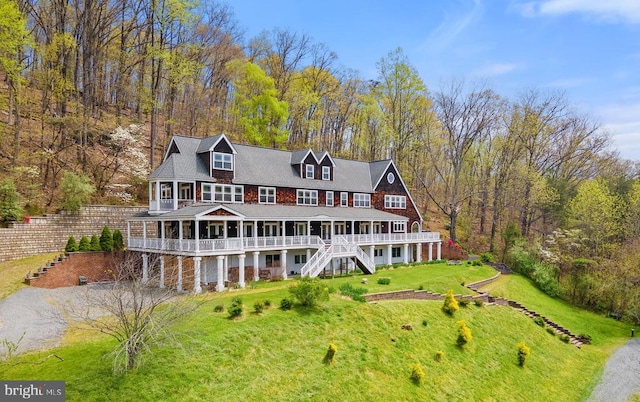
426,0,483,51
522,0,640,23
472,62,522,77
599,103,640,161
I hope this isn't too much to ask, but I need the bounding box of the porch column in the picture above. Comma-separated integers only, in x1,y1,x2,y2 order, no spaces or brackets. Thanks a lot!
160,220,165,241
437,241,442,260
195,220,200,252
403,243,409,264
224,256,229,282
306,248,311,262
159,256,165,288
428,242,433,261
253,251,260,282
178,220,183,251
307,221,311,244
370,221,374,242
281,220,286,246
254,220,258,242
216,255,225,292
155,182,160,208
417,243,422,263
369,245,375,261
142,221,147,249
177,256,183,292
331,258,336,277
172,181,178,210
280,250,288,279
238,254,246,288
387,244,393,266
142,254,149,284
193,257,202,294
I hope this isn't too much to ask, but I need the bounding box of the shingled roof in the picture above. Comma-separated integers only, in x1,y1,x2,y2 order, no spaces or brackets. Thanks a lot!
150,134,394,194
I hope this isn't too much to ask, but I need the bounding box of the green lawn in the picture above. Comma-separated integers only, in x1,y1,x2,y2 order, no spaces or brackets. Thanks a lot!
0,252,61,300
0,260,634,401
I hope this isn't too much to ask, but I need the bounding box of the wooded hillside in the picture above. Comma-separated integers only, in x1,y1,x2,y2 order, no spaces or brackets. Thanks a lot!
0,0,638,320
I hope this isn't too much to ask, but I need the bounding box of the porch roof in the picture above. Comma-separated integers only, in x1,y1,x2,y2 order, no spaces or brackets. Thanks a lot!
130,203,408,222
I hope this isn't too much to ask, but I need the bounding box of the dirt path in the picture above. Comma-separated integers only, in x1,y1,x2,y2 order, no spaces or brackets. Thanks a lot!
588,338,640,402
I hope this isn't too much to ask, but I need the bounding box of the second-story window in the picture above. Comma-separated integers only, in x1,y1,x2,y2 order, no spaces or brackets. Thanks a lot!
160,183,172,199
305,164,314,179
179,183,192,200
326,191,334,206
353,193,371,208
202,184,212,201
340,192,348,207
213,152,233,170
393,221,406,232
259,187,276,204
322,166,331,180
214,184,243,203
297,189,318,205
385,195,406,209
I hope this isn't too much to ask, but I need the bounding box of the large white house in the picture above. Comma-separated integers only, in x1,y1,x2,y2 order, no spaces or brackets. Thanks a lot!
127,134,441,292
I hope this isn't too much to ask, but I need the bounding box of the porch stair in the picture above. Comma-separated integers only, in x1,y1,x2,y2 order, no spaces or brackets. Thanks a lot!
300,236,375,278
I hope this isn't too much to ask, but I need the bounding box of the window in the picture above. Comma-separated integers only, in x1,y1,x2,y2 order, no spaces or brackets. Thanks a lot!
387,172,395,184
213,184,243,203
393,221,406,232
179,183,192,200
340,192,348,207
322,166,331,180
353,193,371,208
297,189,318,205
259,187,276,204
202,184,212,201
392,247,401,258
305,164,314,179
213,152,233,170
294,254,307,264
160,183,172,199
385,195,406,209
374,249,383,257
326,191,334,207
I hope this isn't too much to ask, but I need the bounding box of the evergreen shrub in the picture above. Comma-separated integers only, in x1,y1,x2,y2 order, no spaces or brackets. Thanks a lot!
228,297,243,319
456,320,472,347
409,363,425,385
65,236,78,252
442,290,459,316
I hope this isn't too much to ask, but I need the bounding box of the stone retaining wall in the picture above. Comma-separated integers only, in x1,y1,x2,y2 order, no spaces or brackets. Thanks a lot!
364,289,488,303
0,205,148,262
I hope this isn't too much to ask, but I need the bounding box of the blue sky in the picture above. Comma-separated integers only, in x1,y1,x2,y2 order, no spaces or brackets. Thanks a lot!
229,0,640,162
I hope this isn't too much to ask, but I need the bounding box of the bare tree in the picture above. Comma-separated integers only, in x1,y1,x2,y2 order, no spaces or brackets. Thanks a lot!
60,252,201,373
420,80,501,242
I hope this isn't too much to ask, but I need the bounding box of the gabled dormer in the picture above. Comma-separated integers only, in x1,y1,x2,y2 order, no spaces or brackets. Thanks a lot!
197,134,237,182
317,151,336,181
290,149,335,180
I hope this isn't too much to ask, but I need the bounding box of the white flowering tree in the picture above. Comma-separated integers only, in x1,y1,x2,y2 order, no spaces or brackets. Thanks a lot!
91,124,149,203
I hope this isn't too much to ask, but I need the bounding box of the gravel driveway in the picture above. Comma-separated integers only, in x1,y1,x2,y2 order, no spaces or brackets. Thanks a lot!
0,285,108,356
588,338,640,402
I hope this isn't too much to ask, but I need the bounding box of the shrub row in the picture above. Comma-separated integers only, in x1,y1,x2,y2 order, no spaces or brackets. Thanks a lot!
65,226,124,253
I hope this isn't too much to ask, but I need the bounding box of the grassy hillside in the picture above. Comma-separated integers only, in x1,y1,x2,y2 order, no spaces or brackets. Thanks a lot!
0,252,61,300
0,263,632,401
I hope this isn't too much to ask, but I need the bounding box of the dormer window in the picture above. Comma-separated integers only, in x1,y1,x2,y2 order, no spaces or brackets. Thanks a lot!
322,166,331,180
213,152,233,170
305,164,314,179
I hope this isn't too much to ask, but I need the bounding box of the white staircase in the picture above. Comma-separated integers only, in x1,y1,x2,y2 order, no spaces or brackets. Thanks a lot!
300,236,375,278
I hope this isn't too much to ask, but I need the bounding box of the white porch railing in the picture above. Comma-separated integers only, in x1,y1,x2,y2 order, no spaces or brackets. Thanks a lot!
128,235,324,254
342,232,440,244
